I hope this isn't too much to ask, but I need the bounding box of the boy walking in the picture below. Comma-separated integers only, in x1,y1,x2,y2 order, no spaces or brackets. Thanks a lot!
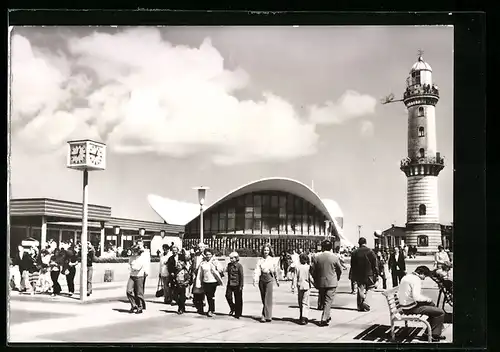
296,253,313,325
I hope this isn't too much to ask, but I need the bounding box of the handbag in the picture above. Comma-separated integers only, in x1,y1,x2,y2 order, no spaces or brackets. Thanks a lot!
155,276,164,298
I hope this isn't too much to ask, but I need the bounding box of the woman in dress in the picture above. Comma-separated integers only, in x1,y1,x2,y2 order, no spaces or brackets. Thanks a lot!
26,245,40,295
194,248,224,317
253,244,279,323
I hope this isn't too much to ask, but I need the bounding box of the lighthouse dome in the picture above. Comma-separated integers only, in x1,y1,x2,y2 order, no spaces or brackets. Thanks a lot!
410,56,432,73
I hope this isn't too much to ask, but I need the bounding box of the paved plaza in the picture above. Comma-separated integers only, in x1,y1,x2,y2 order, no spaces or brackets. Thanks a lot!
8,263,452,344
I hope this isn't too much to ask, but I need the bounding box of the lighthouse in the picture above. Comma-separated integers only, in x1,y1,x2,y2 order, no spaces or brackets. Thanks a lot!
400,54,445,255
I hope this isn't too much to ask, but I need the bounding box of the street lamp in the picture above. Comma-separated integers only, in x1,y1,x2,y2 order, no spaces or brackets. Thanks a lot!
67,139,106,302
357,225,362,241
193,186,209,246
324,220,331,240
139,228,146,237
160,230,166,238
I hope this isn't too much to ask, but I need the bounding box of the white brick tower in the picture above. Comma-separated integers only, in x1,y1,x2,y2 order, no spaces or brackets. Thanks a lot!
400,54,445,254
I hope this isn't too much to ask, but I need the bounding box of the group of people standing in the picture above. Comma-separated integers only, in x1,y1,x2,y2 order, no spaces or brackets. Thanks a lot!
10,239,95,297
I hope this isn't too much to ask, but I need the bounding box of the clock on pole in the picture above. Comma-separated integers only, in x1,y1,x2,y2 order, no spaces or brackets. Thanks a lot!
67,139,107,302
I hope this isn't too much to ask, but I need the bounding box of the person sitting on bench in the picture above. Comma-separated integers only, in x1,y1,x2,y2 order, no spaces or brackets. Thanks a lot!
398,266,446,342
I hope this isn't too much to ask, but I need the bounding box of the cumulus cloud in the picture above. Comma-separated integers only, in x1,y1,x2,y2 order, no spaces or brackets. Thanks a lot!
360,120,375,137
10,27,377,164
308,90,377,125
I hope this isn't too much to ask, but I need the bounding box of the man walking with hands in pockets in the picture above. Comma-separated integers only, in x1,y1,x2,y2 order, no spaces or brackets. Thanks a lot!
310,240,343,327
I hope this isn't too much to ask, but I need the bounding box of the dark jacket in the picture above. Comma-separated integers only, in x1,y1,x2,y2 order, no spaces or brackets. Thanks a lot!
388,252,406,272
167,254,180,277
310,251,343,288
350,246,379,284
226,262,244,289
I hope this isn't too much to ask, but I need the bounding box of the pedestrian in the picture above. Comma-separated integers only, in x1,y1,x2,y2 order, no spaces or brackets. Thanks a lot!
195,248,224,317
173,255,190,315
388,246,406,287
49,247,64,297
434,246,450,270
191,243,206,314
279,251,288,281
225,251,244,319
26,245,40,295
64,242,78,297
37,246,52,293
376,250,388,290
86,242,96,297
289,249,300,293
159,244,172,304
126,244,148,314
253,244,279,323
310,240,343,327
12,245,26,292
296,253,313,325
140,242,151,306
398,266,447,342
350,237,379,312
167,245,182,306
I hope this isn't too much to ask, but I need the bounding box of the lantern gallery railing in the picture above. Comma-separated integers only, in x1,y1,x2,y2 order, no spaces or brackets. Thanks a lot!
400,156,445,168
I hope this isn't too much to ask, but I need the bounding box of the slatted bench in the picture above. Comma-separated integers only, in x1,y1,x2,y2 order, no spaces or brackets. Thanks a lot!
382,287,432,342
430,276,453,311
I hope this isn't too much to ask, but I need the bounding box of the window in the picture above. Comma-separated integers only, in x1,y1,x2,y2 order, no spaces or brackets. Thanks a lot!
419,148,425,158
417,235,429,247
418,106,424,116
418,126,425,137
419,204,427,216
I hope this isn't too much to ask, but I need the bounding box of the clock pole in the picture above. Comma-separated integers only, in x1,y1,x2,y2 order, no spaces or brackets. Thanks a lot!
67,139,107,303
80,169,89,301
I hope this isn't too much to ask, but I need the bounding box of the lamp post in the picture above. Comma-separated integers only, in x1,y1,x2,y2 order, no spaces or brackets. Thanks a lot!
114,226,120,249
324,220,331,240
193,187,209,246
357,225,362,241
67,139,106,302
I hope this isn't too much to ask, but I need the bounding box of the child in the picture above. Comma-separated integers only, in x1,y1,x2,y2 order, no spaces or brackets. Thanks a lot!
225,252,244,319
173,258,191,314
296,253,313,325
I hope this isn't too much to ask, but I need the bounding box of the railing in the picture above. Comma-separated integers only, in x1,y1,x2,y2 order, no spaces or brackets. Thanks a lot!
403,83,439,99
400,156,445,167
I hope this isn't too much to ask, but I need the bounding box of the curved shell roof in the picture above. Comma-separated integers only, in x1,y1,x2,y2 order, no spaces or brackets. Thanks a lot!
148,177,349,243
410,56,432,73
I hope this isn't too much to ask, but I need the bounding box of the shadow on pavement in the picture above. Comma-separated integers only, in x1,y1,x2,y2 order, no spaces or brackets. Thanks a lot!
353,323,425,343
112,308,133,314
331,306,361,312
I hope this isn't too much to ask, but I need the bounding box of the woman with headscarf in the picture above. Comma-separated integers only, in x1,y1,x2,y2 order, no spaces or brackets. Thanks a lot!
253,244,279,323
194,248,224,317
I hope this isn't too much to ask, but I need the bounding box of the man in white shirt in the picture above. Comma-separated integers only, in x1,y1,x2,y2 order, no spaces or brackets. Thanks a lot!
398,266,446,341
290,249,300,293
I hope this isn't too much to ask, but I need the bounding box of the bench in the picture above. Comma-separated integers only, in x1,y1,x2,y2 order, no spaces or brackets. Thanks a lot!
430,276,453,311
382,287,432,342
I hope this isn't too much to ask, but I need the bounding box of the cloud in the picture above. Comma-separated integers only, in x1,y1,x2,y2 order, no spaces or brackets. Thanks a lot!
308,90,377,125
10,27,377,164
360,120,375,137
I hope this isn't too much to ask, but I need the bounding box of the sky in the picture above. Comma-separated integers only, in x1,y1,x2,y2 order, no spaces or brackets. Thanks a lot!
8,26,454,246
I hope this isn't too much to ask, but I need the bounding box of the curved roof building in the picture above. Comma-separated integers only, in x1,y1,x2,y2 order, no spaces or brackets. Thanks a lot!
148,177,353,253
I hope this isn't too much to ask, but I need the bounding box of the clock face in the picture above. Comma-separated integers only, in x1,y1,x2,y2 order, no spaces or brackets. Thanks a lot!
70,144,86,164
88,143,104,166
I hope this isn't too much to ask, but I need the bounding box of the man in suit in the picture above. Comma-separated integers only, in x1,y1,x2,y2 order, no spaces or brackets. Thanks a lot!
388,246,406,287
310,240,343,327
350,237,379,312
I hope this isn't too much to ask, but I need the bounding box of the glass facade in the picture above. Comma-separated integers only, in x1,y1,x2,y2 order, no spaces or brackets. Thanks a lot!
186,191,331,237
